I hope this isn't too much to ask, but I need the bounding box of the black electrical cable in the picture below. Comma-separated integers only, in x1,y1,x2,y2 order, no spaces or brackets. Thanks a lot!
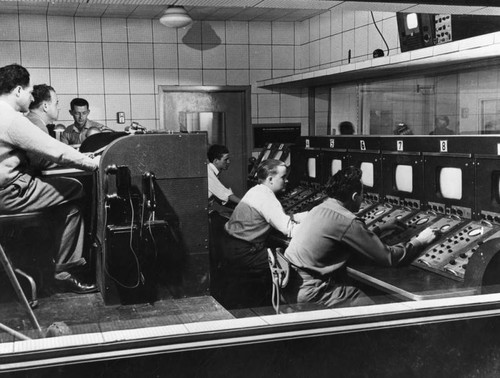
370,11,390,57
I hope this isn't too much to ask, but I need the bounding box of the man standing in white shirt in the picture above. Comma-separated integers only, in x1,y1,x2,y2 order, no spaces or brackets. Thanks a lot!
207,144,240,209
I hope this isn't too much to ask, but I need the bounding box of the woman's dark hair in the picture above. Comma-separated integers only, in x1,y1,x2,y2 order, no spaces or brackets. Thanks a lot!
256,159,286,183
325,166,363,202
0,64,30,95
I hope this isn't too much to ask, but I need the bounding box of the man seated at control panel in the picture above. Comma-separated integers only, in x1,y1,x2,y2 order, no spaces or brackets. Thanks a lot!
26,84,59,136
222,159,308,307
207,144,241,210
0,64,99,294
284,166,440,308
61,97,113,145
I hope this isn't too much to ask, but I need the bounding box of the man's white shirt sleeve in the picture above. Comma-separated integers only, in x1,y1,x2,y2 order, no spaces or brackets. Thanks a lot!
207,163,234,204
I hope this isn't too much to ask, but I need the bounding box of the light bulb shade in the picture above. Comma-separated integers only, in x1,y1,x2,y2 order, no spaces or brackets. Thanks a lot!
160,6,192,28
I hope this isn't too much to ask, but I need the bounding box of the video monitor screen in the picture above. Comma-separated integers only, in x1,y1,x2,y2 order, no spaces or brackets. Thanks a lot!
307,157,317,179
439,167,462,200
331,159,342,176
360,162,374,188
395,164,413,193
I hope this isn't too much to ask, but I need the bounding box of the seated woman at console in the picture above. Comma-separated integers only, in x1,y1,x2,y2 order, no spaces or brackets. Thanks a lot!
284,166,440,308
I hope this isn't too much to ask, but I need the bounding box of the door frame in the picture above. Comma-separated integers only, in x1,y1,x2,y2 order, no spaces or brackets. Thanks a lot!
158,85,252,192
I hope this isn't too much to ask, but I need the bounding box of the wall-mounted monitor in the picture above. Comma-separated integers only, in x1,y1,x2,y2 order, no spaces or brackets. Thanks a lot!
397,13,435,52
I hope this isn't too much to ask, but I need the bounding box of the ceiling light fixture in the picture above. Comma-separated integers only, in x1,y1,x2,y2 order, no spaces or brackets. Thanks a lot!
159,6,193,28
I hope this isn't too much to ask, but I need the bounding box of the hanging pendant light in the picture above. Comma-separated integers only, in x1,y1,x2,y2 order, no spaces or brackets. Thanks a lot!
159,6,193,28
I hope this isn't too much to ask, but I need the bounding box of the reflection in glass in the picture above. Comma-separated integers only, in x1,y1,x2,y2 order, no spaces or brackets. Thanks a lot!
181,111,225,145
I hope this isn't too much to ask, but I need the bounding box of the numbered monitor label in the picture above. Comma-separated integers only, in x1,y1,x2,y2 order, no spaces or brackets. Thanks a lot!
397,140,404,151
360,140,366,151
329,139,335,148
440,140,448,152
305,139,310,148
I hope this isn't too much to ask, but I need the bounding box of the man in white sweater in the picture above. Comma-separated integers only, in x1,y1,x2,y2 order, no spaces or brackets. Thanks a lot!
0,63,99,294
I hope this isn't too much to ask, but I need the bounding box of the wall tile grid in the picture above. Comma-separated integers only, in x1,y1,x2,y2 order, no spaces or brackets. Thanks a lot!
298,9,400,72
0,13,322,131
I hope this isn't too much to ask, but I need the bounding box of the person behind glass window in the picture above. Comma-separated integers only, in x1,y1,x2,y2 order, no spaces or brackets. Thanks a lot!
284,166,440,308
393,122,413,135
339,121,355,135
429,115,454,135
61,97,113,145
0,64,99,294
207,144,240,209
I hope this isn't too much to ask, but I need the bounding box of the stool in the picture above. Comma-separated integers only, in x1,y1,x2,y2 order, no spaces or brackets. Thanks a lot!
0,212,44,333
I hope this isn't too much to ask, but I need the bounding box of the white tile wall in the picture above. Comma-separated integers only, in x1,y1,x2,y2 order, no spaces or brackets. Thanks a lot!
179,69,203,85
48,16,74,42
0,14,19,40
249,45,272,69
272,22,294,45
101,18,127,42
21,41,49,67
129,69,155,94
75,18,102,42
104,68,130,94
227,69,250,86
178,44,202,69
202,44,226,69
77,69,105,94
249,22,272,45
49,42,76,68
1,9,412,129
19,14,48,41
226,21,249,44
102,43,129,68
273,45,294,70
203,69,227,85
50,68,78,94
127,19,153,43
129,43,154,69
0,42,20,66
153,44,178,69
76,43,103,69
